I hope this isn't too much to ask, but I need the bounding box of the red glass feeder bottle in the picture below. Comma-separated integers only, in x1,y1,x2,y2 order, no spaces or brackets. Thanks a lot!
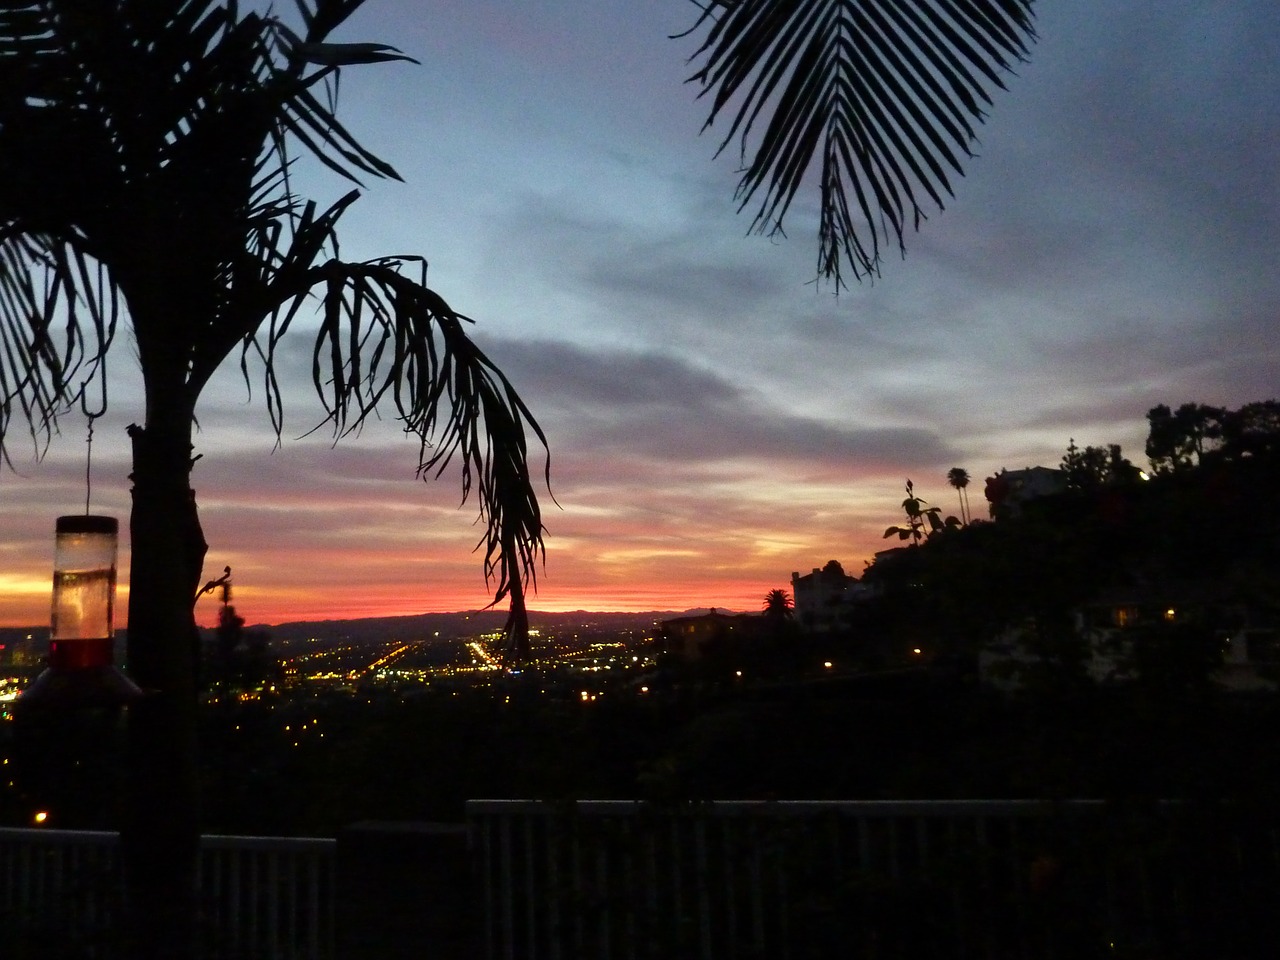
49,515,119,670
17,515,141,708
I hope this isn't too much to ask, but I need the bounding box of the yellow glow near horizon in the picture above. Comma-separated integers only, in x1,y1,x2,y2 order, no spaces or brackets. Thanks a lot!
0,574,48,596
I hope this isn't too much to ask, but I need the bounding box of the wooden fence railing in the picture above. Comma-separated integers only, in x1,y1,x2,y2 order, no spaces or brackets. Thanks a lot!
4,801,1276,959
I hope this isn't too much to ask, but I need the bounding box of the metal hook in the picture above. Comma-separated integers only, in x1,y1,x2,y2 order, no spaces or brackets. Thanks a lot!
79,370,108,515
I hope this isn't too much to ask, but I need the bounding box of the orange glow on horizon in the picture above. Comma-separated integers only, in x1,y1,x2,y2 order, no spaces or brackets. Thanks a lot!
0,422,895,630
0,578,800,628
193,580,789,626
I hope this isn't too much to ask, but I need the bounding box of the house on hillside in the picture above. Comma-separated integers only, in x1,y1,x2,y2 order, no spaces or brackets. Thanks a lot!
979,585,1279,691
791,561,874,634
657,609,765,661
984,466,1068,520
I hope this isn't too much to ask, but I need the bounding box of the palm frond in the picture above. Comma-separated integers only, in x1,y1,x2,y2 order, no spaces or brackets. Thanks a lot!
238,251,549,654
0,231,118,464
686,0,1036,287
205,183,546,651
0,0,409,442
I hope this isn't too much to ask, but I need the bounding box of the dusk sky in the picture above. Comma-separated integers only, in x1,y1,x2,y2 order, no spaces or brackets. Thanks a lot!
1,0,1277,627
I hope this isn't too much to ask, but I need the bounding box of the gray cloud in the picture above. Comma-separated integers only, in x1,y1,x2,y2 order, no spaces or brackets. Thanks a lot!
482,337,959,478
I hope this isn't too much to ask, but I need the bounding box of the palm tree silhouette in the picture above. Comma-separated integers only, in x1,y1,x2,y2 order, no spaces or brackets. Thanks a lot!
947,467,972,525
763,588,795,620
2,3,545,954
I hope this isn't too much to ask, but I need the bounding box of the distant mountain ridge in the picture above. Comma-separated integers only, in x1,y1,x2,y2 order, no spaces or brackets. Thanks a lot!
246,609,722,644
2,609,733,648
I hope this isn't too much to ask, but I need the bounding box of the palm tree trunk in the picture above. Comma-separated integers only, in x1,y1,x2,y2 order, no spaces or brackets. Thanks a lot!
122,406,205,959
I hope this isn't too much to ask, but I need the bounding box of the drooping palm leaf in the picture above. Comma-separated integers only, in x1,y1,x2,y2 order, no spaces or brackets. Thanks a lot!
0,231,118,461
686,0,1036,287
231,199,550,649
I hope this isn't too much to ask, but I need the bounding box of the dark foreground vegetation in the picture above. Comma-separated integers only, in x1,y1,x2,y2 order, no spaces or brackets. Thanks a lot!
7,668,1278,839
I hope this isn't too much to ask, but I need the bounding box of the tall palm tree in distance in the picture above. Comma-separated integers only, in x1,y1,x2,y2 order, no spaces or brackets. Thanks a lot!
1,2,545,954
947,467,972,525
686,0,1037,287
763,587,794,620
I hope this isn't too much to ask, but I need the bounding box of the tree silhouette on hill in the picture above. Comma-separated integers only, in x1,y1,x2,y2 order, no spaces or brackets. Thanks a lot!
947,467,972,525
763,588,794,621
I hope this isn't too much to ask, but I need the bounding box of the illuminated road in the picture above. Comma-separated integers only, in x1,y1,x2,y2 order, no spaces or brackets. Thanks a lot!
467,640,501,671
